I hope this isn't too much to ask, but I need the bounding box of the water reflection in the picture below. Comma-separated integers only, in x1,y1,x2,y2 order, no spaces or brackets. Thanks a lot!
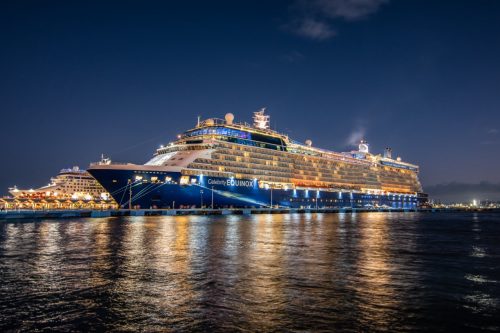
242,214,287,331
0,213,499,331
354,213,399,330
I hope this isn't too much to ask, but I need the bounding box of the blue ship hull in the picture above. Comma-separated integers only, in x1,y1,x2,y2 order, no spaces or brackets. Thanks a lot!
88,168,419,209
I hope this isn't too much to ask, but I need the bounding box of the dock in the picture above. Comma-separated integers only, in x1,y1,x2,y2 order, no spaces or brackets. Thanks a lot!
0,207,498,220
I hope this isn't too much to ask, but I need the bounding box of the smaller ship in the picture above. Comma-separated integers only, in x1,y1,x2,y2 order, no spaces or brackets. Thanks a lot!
9,166,111,201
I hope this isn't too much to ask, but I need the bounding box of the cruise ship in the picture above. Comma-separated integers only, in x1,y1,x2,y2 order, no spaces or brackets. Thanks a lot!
9,166,111,201
88,110,426,209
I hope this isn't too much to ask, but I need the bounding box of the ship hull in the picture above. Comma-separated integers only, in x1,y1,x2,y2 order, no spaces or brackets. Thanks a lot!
88,168,420,209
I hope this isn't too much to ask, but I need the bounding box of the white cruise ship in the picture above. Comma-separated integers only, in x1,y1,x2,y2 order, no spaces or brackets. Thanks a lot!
88,109,427,209
9,166,110,201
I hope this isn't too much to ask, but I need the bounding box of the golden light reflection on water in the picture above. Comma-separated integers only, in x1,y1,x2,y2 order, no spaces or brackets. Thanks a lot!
355,213,407,330
33,222,62,281
224,215,242,259
221,215,243,286
242,214,287,330
87,218,113,288
118,216,197,326
153,216,200,324
1,213,499,332
4,223,23,253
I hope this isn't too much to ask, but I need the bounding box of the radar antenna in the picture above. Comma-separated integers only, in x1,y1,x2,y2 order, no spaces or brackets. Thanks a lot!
253,107,270,129
100,154,111,165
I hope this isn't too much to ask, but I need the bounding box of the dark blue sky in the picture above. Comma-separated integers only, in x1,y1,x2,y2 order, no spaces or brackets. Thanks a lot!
1,0,500,198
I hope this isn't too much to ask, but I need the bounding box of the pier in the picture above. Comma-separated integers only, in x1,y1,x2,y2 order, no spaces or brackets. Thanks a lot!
1,207,498,221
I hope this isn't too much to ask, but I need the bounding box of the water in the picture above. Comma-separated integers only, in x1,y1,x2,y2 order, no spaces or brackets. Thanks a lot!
0,212,499,332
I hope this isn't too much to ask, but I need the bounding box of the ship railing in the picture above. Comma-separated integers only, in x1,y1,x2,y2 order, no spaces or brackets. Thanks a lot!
89,161,131,166
196,118,290,138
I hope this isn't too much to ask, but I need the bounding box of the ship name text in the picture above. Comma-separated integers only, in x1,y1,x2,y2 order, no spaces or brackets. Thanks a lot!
208,178,254,187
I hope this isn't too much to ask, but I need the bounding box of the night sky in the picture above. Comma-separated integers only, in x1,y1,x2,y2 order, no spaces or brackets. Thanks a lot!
1,1,500,202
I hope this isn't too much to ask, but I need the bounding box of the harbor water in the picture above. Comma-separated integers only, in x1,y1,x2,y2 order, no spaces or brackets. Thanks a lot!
0,212,499,332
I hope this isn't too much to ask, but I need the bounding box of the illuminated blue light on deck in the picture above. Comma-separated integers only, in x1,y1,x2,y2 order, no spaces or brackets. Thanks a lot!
305,189,309,198
293,189,297,197
338,192,342,200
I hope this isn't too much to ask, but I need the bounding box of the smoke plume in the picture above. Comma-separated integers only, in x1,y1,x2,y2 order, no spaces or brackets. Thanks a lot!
346,127,366,147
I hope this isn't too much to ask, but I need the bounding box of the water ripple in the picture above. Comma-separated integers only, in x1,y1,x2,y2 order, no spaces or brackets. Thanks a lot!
0,212,499,331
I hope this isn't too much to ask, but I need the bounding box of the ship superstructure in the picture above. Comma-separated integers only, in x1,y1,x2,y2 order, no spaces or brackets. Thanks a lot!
9,166,111,201
88,110,426,209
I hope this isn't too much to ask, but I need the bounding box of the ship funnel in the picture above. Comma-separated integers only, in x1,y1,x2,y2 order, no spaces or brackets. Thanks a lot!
384,147,392,159
359,140,369,153
225,113,234,125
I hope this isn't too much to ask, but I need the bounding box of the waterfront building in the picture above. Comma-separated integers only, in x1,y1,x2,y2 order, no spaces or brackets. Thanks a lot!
0,197,117,210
